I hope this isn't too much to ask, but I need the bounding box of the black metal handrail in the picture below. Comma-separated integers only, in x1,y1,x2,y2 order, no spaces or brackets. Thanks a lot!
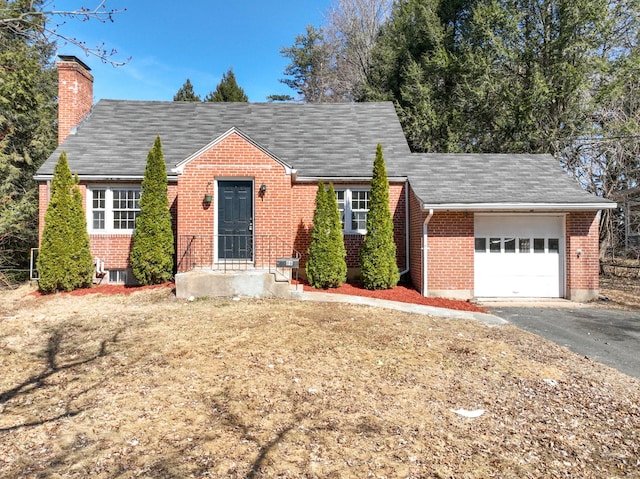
176,234,301,285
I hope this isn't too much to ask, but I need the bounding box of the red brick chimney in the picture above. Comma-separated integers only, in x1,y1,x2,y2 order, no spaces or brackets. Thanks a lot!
57,55,93,144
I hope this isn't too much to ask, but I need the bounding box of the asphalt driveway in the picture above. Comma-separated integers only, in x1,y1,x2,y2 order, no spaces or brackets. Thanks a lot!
487,304,640,379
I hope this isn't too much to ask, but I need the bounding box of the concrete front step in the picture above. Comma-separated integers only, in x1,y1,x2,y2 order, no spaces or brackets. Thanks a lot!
175,270,299,299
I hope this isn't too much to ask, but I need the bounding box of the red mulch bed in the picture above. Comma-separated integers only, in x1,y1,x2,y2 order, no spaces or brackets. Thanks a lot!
30,282,175,297
30,280,485,313
302,281,486,313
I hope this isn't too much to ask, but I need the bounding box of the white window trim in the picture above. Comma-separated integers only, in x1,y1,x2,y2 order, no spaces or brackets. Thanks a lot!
86,185,141,234
335,187,370,235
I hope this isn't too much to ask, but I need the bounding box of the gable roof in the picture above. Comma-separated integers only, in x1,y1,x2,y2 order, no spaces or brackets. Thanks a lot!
35,100,614,210
172,126,294,175
404,153,615,209
36,100,411,179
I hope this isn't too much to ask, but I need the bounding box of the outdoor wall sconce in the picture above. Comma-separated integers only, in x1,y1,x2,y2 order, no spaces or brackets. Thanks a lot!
203,181,212,203
259,183,267,195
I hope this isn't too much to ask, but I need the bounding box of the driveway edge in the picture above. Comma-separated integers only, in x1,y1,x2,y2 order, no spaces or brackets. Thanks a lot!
300,291,507,326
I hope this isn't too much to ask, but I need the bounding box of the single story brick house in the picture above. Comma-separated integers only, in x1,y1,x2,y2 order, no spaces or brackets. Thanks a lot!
35,56,616,301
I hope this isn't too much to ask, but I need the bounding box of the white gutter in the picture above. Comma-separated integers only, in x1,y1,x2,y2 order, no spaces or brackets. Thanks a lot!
422,202,617,211
34,175,179,182
422,208,434,297
295,176,408,183
399,181,410,275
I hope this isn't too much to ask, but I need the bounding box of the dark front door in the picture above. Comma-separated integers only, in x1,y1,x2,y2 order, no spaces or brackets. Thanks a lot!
217,180,253,260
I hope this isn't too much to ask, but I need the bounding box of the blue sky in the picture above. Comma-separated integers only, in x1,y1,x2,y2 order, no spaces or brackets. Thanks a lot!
51,0,332,102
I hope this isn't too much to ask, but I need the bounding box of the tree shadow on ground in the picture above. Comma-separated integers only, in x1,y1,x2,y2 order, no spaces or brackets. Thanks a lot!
0,326,121,409
205,387,335,478
0,410,82,433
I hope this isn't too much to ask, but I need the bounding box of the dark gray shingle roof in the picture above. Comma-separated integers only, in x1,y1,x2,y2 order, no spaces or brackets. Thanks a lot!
403,153,613,206
36,100,612,208
37,100,411,178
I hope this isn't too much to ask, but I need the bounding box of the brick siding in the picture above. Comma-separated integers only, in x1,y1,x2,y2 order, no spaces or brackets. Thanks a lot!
40,57,603,296
57,59,93,144
176,132,293,270
426,212,475,294
566,211,600,298
290,181,407,277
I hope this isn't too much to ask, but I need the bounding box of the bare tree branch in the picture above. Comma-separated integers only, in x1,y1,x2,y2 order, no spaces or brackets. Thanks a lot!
0,1,129,66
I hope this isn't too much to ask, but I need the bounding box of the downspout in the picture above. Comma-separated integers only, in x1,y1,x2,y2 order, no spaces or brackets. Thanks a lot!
422,208,434,296
399,181,410,275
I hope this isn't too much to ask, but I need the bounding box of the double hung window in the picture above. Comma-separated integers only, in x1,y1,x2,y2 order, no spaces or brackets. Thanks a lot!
334,188,370,234
88,187,141,233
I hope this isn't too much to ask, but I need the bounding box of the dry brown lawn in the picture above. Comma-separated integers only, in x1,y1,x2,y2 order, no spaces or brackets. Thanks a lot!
0,283,639,478
601,274,640,310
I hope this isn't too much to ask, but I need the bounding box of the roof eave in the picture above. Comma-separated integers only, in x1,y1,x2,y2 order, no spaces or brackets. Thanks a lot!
421,202,617,211
34,174,179,182
294,176,408,183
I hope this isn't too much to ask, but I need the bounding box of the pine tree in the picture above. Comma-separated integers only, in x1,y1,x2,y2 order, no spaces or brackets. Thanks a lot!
173,78,201,101
205,69,249,102
306,181,347,288
37,151,94,293
130,136,174,285
0,2,57,278
359,144,399,289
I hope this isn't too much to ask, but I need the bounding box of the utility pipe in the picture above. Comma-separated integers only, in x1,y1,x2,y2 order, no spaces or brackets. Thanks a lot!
399,181,410,276
422,208,434,296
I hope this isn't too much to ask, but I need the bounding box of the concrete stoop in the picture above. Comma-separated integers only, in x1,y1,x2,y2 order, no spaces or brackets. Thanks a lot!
175,270,300,299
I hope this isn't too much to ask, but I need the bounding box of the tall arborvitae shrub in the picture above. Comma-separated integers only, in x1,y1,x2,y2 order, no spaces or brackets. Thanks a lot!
306,181,347,288
325,182,347,284
130,136,174,285
359,144,400,289
37,152,94,293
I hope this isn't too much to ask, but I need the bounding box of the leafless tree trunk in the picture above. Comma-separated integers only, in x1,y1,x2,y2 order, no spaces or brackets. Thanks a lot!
324,0,392,101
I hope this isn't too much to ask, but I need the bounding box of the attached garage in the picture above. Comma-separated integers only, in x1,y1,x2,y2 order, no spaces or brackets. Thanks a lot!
474,215,564,298
405,153,617,301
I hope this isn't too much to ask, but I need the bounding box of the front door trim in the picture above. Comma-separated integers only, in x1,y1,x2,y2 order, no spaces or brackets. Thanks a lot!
214,178,254,264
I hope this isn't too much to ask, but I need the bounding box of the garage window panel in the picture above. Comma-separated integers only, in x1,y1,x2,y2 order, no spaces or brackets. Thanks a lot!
490,237,501,253
475,237,487,252
548,238,559,253
519,238,531,253
504,237,516,253
534,238,545,253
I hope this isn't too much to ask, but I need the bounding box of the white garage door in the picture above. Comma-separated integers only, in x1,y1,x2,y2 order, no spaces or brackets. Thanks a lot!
474,215,564,298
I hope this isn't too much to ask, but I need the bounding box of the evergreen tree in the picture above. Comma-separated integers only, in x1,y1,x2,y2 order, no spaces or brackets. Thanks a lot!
205,69,249,102
173,78,201,101
0,0,57,278
363,0,633,154
130,136,174,285
306,181,347,288
325,182,347,285
359,144,399,289
279,25,337,102
37,151,94,293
